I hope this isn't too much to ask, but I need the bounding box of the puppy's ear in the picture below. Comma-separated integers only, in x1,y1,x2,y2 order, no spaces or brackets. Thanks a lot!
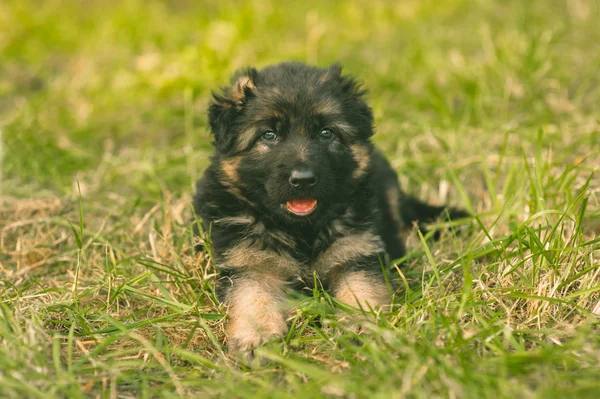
208,67,258,153
320,62,342,82
323,63,374,138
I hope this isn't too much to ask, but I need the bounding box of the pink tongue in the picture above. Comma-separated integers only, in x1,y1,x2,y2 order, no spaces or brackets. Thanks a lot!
286,199,317,214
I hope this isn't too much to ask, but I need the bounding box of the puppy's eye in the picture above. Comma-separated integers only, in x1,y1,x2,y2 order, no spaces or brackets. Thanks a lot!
262,131,277,141
320,128,334,139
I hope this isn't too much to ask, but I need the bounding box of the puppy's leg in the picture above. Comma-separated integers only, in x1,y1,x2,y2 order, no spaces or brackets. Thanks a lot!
330,269,389,311
316,232,391,314
223,274,289,356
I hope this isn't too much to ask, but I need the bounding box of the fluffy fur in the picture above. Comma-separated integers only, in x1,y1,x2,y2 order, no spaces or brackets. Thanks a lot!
193,62,466,355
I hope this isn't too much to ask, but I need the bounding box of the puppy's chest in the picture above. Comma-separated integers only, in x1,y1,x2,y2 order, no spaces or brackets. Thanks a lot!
218,221,384,278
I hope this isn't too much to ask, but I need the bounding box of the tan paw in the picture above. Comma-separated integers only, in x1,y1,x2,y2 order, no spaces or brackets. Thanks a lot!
228,330,268,355
226,318,288,360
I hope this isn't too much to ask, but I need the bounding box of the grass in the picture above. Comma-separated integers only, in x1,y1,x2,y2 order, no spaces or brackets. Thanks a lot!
1,0,599,397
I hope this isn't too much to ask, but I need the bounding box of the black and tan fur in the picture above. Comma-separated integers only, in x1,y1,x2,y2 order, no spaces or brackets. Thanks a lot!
193,62,466,355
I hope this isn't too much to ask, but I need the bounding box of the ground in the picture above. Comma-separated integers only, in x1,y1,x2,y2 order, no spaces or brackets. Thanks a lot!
1,0,599,397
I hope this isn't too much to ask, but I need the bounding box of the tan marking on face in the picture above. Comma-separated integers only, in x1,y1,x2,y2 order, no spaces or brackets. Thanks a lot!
220,156,250,202
351,144,370,179
314,230,384,275
297,144,308,161
221,156,241,183
316,97,341,115
236,108,286,152
332,270,389,310
259,105,285,120
252,141,270,154
227,276,289,355
331,122,358,138
234,128,257,152
223,239,301,276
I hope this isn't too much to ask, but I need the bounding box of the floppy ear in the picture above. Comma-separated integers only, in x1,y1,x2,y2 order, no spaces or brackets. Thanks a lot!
208,67,258,153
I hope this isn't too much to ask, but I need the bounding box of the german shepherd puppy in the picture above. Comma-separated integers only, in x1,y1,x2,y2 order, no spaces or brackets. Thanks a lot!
193,62,466,355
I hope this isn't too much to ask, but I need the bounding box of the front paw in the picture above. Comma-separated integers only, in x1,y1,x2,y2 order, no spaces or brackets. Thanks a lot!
226,319,288,360
227,331,265,355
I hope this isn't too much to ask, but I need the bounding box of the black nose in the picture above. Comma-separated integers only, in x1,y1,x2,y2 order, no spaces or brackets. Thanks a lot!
289,168,317,188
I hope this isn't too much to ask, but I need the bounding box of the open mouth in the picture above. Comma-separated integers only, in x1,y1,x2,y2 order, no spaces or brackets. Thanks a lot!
285,198,317,216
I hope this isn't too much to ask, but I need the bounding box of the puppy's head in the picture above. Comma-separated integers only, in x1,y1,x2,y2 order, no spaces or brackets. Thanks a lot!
209,62,374,224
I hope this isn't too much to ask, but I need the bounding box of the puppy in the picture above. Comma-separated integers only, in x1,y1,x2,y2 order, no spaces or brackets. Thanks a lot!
193,62,466,355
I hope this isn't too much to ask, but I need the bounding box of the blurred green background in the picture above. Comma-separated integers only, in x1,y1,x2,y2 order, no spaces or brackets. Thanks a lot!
3,0,598,199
